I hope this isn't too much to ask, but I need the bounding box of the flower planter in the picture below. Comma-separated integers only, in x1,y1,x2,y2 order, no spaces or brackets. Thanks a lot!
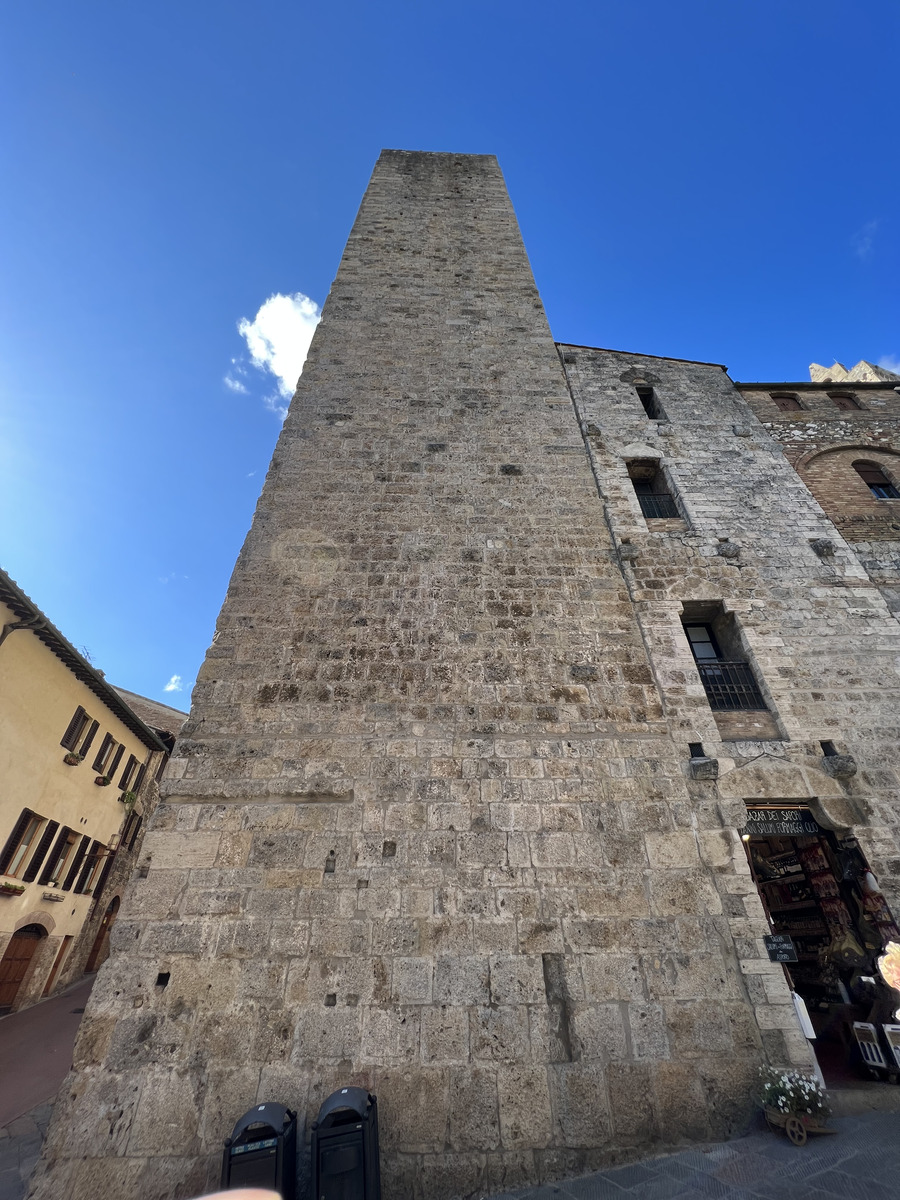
63,752,83,766
0,883,26,896
94,776,111,787
764,1106,835,1146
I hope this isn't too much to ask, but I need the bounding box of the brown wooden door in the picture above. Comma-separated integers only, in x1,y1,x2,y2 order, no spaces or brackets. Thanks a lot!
0,927,44,1009
85,896,119,973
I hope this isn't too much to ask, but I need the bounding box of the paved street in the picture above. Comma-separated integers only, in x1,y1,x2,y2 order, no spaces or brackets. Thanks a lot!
1,1095,898,1200
0,977,93,1128
491,1109,900,1200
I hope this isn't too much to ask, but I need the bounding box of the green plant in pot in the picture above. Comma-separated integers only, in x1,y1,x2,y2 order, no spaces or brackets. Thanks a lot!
63,752,83,766
94,774,111,787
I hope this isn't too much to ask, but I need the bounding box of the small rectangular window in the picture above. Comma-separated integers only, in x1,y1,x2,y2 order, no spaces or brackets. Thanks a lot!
22,820,60,882
62,835,91,891
636,386,665,420
770,393,802,412
627,460,680,519
60,707,89,751
41,828,79,887
75,841,105,894
684,624,720,661
0,810,43,878
60,707,98,756
93,733,116,773
119,754,140,791
829,391,862,411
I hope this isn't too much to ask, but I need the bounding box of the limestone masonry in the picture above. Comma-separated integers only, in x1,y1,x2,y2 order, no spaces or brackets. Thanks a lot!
31,151,900,1200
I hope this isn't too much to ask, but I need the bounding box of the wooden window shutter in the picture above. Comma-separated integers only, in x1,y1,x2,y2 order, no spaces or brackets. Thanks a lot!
108,744,125,780
133,763,147,793
62,834,90,891
74,841,101,894
39,827,71,885
60,707,87,750
91,853,115,904
93,733,114,773
22,820,59,882
79,719,99,757
128,815,143,851
0,809,35,875
121,755,139,790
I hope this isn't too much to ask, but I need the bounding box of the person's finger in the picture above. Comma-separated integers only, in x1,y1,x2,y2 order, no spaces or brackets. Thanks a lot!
191,1190,282,1200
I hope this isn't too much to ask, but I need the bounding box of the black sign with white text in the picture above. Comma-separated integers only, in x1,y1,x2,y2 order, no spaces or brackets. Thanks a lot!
743,807,821,837
764,934,798,963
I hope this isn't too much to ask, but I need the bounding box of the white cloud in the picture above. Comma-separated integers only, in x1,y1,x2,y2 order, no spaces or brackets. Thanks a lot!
163,674,183,693
878,355,900,376
224,375,248,394
237,293,321,413
851,219,878,261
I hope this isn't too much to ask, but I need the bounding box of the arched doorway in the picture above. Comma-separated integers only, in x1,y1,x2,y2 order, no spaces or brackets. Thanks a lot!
85,896,120,973
0,925,48,1012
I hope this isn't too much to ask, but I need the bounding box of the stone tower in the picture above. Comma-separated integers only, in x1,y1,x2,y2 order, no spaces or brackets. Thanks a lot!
31,152,900,1200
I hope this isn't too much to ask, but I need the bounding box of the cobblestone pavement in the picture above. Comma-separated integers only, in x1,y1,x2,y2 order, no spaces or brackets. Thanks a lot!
2,1101,898,1200
0,1104,52,1200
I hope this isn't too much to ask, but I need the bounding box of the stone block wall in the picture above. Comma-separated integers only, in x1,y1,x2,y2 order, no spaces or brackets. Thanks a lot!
30,154,900,1200
560,345,900,907
739,382,900,613
30,152,786,1200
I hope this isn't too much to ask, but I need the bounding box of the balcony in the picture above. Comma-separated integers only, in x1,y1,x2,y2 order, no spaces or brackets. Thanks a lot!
695,661,766,711
637,493,680,519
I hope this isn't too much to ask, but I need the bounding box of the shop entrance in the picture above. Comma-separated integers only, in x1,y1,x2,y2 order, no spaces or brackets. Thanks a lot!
743,805,900,1083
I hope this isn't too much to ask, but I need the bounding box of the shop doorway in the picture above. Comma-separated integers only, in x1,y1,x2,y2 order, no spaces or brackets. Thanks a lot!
743,806,900,1084
85,896,119,974
0,925,48,1012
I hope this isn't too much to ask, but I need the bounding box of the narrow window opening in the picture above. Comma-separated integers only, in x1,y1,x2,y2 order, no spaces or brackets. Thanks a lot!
627,460,680,519
770,392,802,412
688,742,705,759
829,391,862,411
155,971,170,988
635,386,665,420
853,461,900,499
681,607,767,712
820,740,838,757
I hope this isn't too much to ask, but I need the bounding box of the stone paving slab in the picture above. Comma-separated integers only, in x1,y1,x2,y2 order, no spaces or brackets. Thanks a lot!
489,1112,900,1200
0,1104,52,1200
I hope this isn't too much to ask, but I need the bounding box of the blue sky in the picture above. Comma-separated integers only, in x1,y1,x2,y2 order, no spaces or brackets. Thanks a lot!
1,1,897,708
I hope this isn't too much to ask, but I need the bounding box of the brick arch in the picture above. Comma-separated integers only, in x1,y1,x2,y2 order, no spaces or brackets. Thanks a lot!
14,911,55,934
794,443,900,526
795,442,900,471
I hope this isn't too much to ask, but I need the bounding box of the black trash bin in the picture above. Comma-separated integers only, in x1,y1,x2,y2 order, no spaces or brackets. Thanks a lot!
311,1087,381,1200
221,1102,297,1200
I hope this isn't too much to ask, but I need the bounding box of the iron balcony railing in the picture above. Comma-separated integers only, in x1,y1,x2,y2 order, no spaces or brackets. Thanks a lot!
695,661,767,711
638,493,680,519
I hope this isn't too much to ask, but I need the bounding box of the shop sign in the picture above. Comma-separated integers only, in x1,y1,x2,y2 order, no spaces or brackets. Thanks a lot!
764,934,798,963
743,807,821,837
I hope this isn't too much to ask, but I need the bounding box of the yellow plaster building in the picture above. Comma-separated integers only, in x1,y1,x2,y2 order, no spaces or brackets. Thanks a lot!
0,569,182,1012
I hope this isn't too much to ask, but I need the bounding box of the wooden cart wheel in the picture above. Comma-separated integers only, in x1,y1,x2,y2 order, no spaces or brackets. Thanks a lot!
786,1116,807,1146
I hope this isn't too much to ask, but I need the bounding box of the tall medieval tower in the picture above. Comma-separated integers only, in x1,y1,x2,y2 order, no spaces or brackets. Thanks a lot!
31,152,900,1200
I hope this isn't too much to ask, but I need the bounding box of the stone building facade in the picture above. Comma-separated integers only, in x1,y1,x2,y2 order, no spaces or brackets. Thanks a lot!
31,152,900,1200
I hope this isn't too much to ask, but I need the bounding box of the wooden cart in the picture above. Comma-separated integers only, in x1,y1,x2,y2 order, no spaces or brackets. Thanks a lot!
764,1106,835,1146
